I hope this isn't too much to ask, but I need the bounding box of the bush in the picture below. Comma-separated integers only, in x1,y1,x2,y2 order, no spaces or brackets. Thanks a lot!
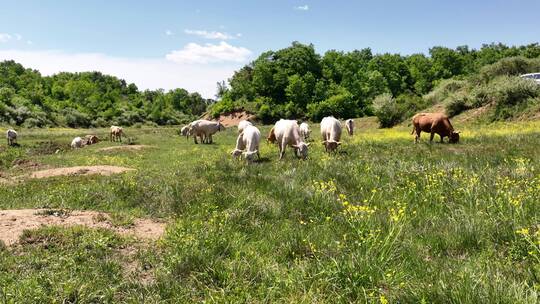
306,92,358,121
445,92,472,117
479,57,540,82
62,108,91,128
423,79,466,105
372,93,404,128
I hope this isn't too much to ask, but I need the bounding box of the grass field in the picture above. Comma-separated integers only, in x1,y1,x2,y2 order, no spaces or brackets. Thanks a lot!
0,119,539,303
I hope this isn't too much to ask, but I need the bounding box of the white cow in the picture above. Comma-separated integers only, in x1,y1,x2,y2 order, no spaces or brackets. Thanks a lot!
231,125,261,162
110,126,123,142
345,119,354,136
189,120,225,144
180,125,190,139
71,137,84,149
273,119,309,160
238,120,253,134
320,116,342,152
6,129,17,146
299,122,310,140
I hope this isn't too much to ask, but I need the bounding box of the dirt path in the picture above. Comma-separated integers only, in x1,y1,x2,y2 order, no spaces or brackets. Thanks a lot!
29,166,134,179
0,209,166,246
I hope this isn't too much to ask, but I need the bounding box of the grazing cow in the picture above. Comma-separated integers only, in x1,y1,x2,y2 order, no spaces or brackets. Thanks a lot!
84,135,99,145
71,137,84,149
231,125,261,162
273,119,309,160
110,126,123,142
238,120,253,134
299,122,310,141
411,113,460,144
189,120,224,144
180,125,191,139
267,127,277,144
345,119,354,136
6,129,17,146
320,116,342,152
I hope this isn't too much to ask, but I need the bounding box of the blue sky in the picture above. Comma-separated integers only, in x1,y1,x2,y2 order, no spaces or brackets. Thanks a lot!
0,0,539,97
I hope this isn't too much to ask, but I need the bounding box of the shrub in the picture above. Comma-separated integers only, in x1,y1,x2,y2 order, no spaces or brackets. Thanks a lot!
372,93,404,128
479,57,540,82
62,108,91,128
423,78,466,105
445,92,472,117
306,92,358,121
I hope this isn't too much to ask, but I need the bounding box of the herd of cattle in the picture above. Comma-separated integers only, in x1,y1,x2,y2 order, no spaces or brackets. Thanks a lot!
178,112,459,162
3,113,459,159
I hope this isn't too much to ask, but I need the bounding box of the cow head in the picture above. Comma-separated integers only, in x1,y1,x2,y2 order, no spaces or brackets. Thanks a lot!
322,140,341,152
218,122,225,131
293,142,309,160
267,128,276,144
231,149,243,158
449,131,460,143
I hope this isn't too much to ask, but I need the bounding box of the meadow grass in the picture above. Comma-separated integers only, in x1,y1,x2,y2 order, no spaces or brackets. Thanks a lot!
0,120,539,303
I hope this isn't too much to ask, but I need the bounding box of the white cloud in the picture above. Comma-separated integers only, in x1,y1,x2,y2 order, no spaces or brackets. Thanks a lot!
14,34,22,41
184,29,235,40
0,49,244,98
294,5,309,10
26,40,33,45
166,41,251,64
0,33,12,43
165,30,174,36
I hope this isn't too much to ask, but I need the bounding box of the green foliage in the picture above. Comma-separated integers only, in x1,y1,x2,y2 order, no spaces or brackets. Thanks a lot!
211,42,540,123
373,93,429,127
426,56,540,119
0,61,212,127
444,92,472,117
479,56,540,82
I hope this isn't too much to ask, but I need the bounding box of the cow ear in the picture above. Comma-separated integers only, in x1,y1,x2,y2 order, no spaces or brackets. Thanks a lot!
306,143,310,146
292,144,299,148
455,131,461,134
337,142,341,145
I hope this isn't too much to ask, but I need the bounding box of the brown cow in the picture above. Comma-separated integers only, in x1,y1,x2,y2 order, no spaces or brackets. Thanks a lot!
84,135,99,145
267,127,277,144
411,113,460,144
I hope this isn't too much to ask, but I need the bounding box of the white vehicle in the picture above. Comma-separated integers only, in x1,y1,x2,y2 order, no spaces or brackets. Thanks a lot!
520,73,540,84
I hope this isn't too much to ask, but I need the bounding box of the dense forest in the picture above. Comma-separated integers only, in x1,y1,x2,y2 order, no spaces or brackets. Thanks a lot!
0,60,212,127
211,42,540,123
1,42,539,128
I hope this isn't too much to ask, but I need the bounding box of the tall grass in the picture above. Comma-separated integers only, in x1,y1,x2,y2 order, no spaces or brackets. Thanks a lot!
0,122,539,302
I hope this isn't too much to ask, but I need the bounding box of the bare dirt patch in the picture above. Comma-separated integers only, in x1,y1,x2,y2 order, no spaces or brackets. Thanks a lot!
97,145,153,152
29,165,134,179
0,209,166,246
206,110,256,127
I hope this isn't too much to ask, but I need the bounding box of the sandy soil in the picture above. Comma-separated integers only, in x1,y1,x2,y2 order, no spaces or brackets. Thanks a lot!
29,166,134,179
98,145,153,152
0,209,166,246
206,110,256,127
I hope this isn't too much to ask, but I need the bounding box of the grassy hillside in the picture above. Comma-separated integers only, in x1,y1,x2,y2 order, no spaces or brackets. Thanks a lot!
422,57,540,123
0,121,539,302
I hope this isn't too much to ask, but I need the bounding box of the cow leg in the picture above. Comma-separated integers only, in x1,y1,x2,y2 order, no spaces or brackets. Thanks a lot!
440,135,444,143
119,134,122,142
415,130,420,144
194,135,198,144
209,134,213,144
279,142,285,160
429,132,435,143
